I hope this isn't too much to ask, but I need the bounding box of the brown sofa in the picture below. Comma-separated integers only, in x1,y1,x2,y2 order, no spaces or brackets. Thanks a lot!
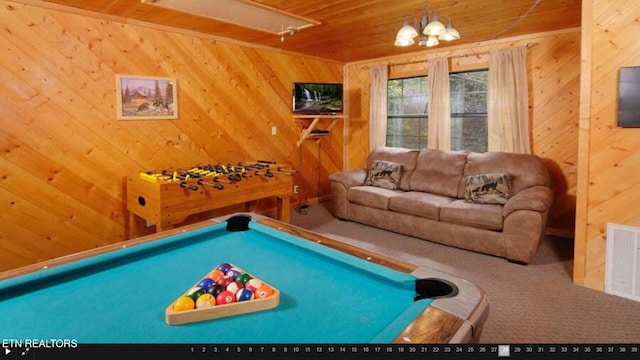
329,147,554,264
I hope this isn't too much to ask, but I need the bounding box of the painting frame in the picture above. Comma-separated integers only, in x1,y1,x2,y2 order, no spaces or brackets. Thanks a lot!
116,74,178,120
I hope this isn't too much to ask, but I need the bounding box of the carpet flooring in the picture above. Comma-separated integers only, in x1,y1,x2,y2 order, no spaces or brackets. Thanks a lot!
289,202,640,343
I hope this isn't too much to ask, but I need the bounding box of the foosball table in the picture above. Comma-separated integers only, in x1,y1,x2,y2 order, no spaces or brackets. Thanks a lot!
126,161,294,238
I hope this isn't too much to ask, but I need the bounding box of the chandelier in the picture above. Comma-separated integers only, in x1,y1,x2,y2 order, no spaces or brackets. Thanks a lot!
394,1,460,48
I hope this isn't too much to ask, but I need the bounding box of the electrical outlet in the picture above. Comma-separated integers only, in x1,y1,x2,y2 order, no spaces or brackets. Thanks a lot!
293,185,300,194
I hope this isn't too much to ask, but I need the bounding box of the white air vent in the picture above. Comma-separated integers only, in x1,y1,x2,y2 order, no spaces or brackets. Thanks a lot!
605,223,640,302
142,0,319,35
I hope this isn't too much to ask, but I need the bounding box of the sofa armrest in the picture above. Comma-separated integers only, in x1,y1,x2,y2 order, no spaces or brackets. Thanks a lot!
329,168,367,189
329,169,367,219
502,186,554,217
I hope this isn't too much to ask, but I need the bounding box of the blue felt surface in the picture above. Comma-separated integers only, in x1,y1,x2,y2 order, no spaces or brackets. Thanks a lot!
0,221,431,343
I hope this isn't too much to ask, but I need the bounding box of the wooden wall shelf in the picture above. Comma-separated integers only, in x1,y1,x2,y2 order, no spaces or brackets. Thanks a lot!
294,114,344,147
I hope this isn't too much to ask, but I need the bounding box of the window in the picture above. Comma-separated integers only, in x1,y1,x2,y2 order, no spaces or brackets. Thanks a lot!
387,77,428,149
386,70,488,152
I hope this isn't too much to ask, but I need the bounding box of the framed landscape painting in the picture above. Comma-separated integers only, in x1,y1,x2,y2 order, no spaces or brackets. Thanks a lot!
116,75,177,120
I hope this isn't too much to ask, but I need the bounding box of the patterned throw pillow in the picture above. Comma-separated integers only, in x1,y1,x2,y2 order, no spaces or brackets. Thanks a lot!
364,160,403,190
464,173,511,204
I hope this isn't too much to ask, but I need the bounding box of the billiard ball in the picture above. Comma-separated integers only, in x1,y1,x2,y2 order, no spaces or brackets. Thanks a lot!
216,277,233,288
185,286,206,301
235,273,252,285
206,284,225,297
216,263,232,274
226,281,243,294
244,278,262,292
226,268,241,280
173,296,195,311
236,288,254,301
195,293,216,308
198,278,215,291
216,290,236,305
208,269,225,282
255,284,274,299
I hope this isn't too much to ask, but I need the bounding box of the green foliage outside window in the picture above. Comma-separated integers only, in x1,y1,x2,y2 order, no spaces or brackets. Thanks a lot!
386,70,488,152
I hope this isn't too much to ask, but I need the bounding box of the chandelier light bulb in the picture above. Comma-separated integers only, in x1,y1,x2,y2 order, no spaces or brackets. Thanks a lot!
426,35,439,47
394,2,460,48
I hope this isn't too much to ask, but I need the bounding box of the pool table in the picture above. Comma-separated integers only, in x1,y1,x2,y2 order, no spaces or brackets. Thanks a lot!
0,213,489,346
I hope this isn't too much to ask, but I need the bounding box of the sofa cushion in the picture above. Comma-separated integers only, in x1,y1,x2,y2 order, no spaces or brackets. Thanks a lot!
367,147,420,191
464,173,511,204
440,200,504,230
409,149,468,197
347,186,400,210
458,151,550,198
364,160,403,190
388,192,455,220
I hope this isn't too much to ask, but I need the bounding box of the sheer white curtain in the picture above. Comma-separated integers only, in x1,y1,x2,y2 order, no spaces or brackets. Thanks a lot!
369,65,388,151
427,57,451,150
488,47,531,154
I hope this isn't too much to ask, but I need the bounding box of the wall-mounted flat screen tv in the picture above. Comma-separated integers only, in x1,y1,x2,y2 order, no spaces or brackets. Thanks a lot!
618,66,640,127
293,82,343,114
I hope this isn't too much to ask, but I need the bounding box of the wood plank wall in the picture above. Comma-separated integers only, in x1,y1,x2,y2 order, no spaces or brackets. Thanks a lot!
0,1,344,272
574,0,640,291
345,29,581,238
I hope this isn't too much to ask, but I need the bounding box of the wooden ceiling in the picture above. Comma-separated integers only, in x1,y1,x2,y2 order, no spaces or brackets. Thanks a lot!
30,0,582,63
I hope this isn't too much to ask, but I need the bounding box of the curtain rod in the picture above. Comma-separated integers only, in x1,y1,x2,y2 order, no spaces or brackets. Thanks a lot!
360,42,538,70
450,42,538,59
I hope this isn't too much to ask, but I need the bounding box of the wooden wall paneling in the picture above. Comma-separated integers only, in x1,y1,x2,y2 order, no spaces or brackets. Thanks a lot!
261,54,345,203
3,24,191,237
213,46,289,160
254,54,308,162
0,160,109,251
344,66,372,169
115,31,226,167
573,0,593,287
35,10,195,171
529,33,581,235
588,143,640,208
117,24,252,167
0,131,123,235
574,0,640,291
0,1,344,272
0,216,61,269
153,40,255,163
0,63,130,216
298,124,345,202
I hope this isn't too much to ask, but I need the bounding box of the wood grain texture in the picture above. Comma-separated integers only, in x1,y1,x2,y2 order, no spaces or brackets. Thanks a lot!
15,0,581,63
0,1,343,271
573,0,640,291
345,29,581,237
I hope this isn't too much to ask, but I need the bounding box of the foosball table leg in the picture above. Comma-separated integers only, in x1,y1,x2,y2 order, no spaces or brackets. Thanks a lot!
277,196,291,223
